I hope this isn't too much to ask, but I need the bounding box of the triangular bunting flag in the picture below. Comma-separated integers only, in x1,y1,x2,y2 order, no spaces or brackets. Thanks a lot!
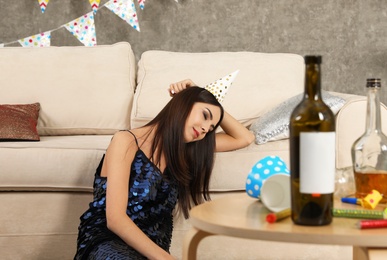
205,70,239,103
105,0,140,32
38,0,50,13
18,31,51,47
138,0,145,10
64,12,97,46
89,0,101,14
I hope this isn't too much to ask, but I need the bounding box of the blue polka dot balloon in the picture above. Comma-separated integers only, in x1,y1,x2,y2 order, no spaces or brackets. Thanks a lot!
246,155,290,199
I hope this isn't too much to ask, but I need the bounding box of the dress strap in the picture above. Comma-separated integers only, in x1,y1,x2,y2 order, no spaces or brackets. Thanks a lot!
123,130,139,148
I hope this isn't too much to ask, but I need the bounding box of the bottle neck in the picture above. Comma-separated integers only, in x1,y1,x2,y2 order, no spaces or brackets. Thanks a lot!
304,63,322,100
366,87,382,132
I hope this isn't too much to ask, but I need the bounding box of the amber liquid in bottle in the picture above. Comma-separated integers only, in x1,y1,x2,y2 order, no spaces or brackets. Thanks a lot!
289,56,335,226
354,171,387,203
352,78,387,204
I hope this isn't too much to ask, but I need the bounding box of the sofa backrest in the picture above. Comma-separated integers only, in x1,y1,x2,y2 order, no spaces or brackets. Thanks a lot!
132,51,305,129
0,42,136,135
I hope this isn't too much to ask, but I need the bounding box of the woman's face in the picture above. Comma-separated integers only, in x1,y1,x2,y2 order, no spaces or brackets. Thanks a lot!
184,102,222,143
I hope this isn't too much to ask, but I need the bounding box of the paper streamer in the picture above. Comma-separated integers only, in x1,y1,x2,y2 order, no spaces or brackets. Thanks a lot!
105,0,140,32
89,0,101,14
38,0,50,13
18,31,51,47
64,12,97,46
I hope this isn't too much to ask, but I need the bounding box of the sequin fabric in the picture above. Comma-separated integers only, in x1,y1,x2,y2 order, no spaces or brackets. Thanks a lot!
0,103,40,141
250,91,346,144
74,138,178,259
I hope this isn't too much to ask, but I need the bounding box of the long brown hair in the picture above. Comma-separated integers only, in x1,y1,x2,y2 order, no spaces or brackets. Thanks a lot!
145,86,224,218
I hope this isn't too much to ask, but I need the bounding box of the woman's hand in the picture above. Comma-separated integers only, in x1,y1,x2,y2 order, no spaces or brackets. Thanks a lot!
168,79,196,96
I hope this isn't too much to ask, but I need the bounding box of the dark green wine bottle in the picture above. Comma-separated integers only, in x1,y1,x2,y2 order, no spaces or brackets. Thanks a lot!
289,55,335,226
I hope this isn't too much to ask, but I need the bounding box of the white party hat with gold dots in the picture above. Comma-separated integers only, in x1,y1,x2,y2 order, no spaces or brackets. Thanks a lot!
205,70,239,103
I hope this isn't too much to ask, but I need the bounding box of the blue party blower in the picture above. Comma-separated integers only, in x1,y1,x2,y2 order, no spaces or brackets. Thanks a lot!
341,197,362,205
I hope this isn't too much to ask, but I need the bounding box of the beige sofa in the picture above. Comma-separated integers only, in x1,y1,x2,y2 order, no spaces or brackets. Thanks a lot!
1,42,386,260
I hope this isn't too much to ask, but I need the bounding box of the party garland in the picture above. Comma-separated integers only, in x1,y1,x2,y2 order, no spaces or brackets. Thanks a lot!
0,0,178,47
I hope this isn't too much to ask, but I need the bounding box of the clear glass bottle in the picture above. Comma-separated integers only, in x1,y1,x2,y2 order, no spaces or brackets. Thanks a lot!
289,55,336,226
351,78,387,203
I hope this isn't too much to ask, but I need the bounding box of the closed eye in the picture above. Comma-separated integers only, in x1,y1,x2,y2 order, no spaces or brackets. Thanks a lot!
204,108,213,120
204,108,215,132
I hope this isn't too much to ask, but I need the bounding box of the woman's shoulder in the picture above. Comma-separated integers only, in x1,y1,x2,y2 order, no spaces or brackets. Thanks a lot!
113,130,135,140
109,130,139,150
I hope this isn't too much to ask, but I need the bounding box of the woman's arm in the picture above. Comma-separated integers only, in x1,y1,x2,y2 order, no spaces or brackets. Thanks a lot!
215,110,254,152
169,79,254,152
102,131,175,260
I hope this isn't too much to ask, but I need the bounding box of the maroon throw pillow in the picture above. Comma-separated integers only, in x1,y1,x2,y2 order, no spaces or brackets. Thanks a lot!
0,103,40,141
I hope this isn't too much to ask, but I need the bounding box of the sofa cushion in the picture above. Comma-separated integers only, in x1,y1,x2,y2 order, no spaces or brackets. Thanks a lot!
0,103,40,141
0,42,136,136
0,135,111,191
132,51,305,129
0,135,288,192
210,139,290,191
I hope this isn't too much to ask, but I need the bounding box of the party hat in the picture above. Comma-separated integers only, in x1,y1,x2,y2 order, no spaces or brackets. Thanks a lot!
205,70,239,103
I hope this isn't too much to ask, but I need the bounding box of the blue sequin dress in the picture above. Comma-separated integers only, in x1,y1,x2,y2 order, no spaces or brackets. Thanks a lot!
74,131,179,260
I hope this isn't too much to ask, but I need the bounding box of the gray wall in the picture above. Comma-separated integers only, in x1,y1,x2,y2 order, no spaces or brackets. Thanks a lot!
1,0,387,104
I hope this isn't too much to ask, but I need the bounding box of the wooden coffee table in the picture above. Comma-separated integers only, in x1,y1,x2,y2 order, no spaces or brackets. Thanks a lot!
183,193,387,260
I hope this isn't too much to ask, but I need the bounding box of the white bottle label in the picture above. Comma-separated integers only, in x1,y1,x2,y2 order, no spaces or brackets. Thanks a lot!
300,132,335,194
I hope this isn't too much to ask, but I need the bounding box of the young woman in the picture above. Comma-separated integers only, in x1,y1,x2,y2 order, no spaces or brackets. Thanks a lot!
74,79,254,260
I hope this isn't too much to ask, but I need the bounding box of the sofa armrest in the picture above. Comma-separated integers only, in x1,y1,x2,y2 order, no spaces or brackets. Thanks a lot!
334,93,387,169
